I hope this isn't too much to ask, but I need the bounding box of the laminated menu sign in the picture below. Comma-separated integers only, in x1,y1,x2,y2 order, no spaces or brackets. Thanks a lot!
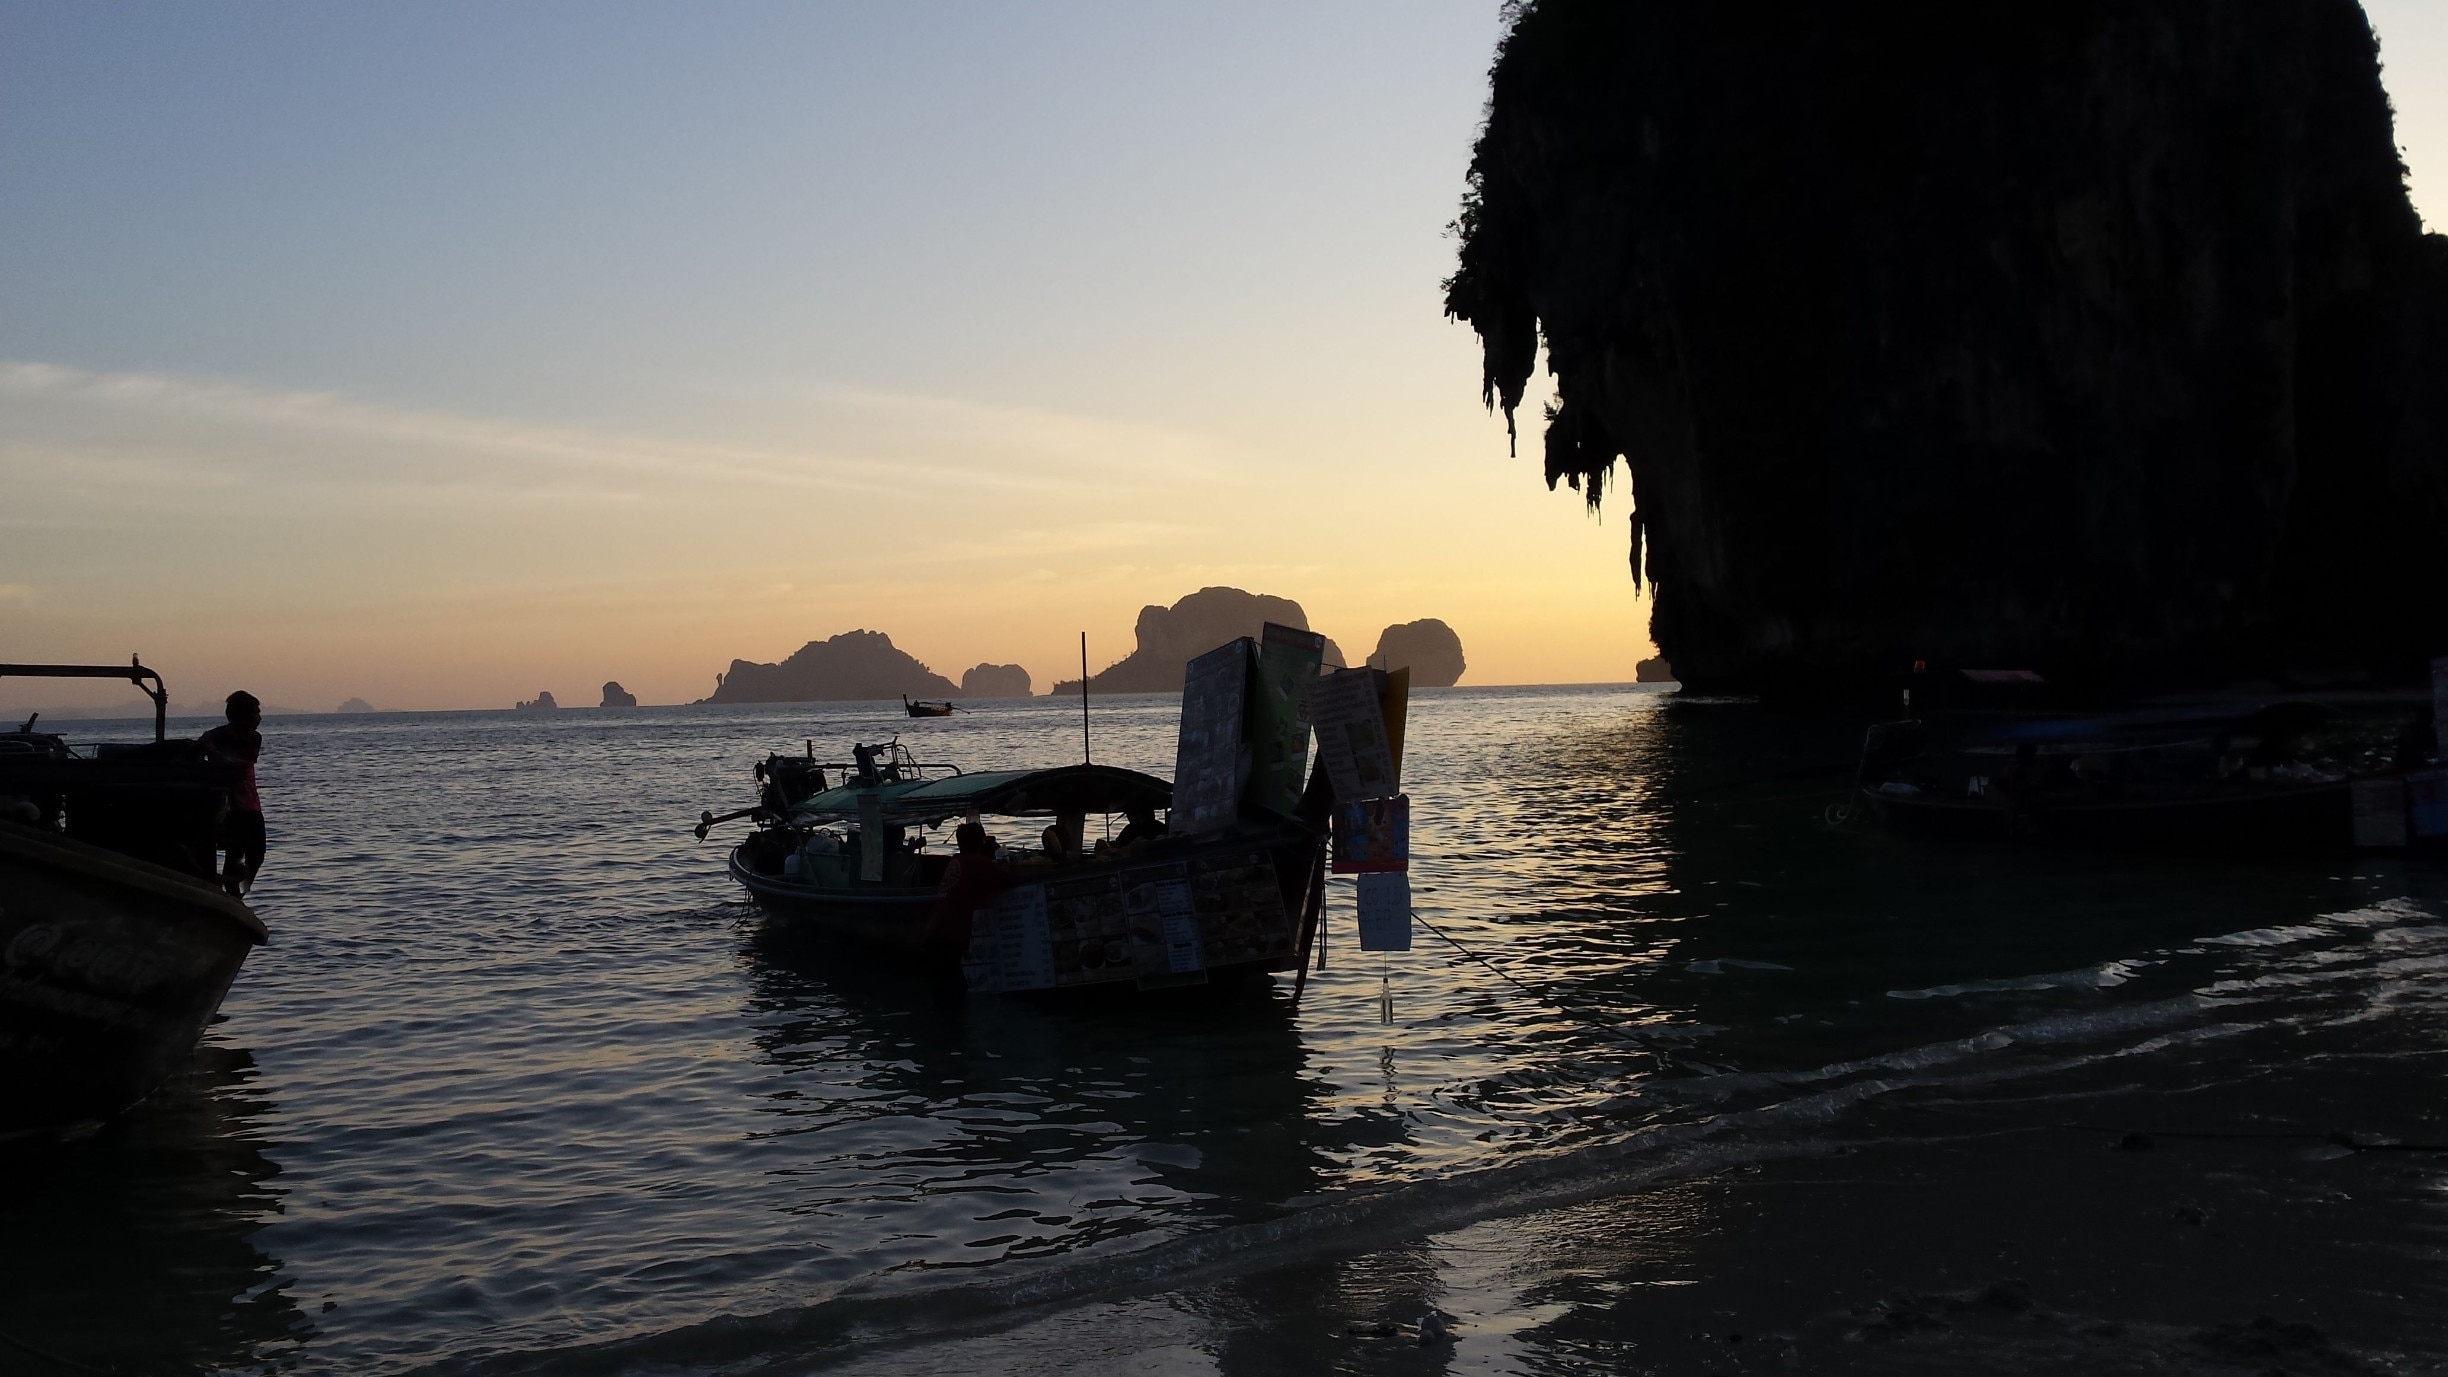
1124,867,1205,978
1190,851,1294,968
1332,794,1409,873
1309,667,1397,801
1355,871,1412,951
1171,639,1250,837
964,883,1055,992
1045,872,1133,986
1249,623,1325,815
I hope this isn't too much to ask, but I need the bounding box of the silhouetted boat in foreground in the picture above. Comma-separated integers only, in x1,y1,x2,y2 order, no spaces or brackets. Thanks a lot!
699,740,1316,995
901,696,955,717
0,663,266,1138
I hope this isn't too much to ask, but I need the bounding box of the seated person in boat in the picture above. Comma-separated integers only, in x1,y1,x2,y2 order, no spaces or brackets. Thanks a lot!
1113,804,1165,849
198,690,266,896
928,817,1011,988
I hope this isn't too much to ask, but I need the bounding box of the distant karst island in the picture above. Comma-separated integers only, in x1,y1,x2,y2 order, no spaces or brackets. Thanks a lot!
703,630,960,704
335,697,376,714
600,681,638,708
514,691,558,712
696,593,1468,704
1366,618,1466,688
960,663,1032,698
1635,657,1676,684
1053,588,1349,696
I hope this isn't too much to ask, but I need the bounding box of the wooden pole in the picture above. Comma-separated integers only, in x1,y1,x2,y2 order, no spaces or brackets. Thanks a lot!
1079,631,1091,764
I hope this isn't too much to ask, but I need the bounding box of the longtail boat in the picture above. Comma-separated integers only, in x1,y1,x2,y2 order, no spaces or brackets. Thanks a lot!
700,625,1361,997
1852,676,2446,852
702,741,1316,993
0,662,266,1138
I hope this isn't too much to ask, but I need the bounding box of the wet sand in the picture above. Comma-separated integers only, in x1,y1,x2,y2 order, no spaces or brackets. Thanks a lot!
813,1007,2448,1376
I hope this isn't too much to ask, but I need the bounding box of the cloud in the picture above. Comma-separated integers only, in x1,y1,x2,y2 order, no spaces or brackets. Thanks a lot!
0,361,1236,509
0,583,34,604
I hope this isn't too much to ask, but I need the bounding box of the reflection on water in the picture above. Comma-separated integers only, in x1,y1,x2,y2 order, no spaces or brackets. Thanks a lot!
743,927,1329,1265
9,688,2442,1373
0,1042,304,1372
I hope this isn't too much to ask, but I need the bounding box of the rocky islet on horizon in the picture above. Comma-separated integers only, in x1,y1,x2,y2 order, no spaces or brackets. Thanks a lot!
960,663,1032,698
691,588,1474,705
1052,588,1348,696
1366,618,1466,688
701,630,962,705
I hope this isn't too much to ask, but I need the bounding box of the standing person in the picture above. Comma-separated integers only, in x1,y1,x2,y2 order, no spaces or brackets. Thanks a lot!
199,691,265,896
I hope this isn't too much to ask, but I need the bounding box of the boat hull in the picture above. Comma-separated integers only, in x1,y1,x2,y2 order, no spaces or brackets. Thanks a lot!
728,829,1315,993
0,822,266,1137
1860,780,2354,852
728,849,937,950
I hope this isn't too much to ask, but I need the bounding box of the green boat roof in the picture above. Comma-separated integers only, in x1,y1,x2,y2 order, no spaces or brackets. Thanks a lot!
789,763,1173,827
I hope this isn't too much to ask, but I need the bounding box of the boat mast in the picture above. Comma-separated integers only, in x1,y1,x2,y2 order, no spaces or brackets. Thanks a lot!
1079,631,1091,764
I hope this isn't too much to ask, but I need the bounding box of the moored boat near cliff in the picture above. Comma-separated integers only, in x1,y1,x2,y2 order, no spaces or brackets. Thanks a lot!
1852,669,2448,853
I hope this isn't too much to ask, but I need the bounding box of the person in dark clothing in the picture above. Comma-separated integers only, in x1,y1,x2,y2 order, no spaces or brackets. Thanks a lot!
1113,804,1166,849
198,690,265,896
925,818,1007,996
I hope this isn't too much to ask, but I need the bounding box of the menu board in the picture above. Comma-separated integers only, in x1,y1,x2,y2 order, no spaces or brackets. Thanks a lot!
1189,850,1295,968
1044,871,1133,986
1309,667,1398,801
963,849,1295,992
1332,794,1410,874
1171,639,1251,836
1249,623,1325,815
1125,866,1205,979
963,883,1056,992
1355,871,1413,952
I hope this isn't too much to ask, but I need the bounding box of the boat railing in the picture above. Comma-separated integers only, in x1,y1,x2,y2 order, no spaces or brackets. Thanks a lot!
0,658,169,743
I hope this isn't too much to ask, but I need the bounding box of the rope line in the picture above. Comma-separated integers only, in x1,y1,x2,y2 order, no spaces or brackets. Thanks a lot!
1409,909,1668,1067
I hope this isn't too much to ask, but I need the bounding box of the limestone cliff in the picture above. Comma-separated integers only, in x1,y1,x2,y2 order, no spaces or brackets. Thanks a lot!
1367,619,1466,687
960,663,1033,698
1054,587,1346,695
704,630,959,704
1448,1,2448,696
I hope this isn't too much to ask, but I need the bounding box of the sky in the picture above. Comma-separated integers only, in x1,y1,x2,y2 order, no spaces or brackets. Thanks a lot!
2,2,2444,712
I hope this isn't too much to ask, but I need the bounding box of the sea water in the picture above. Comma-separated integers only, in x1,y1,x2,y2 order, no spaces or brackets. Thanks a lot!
3,686,2443,1372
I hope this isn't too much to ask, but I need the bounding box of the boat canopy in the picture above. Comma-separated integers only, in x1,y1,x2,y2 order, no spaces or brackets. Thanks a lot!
787,763,1173,828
